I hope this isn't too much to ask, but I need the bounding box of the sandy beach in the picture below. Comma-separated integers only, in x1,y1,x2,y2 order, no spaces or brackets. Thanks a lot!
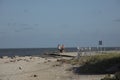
0,52,105,80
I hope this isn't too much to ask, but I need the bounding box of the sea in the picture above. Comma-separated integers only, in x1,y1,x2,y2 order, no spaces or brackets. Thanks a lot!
0,48,77,57
0,47,120,57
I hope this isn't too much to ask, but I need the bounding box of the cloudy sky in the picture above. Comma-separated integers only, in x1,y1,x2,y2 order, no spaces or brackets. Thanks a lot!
0,0,120,48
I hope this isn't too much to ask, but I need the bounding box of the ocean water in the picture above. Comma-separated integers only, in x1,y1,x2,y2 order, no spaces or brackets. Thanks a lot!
0,47,119,57
0,48,77,57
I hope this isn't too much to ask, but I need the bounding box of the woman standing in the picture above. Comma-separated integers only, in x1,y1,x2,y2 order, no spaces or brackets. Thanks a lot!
57,44,61,53
61,44,64,53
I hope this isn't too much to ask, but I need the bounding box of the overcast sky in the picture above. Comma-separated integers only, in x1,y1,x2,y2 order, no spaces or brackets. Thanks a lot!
0,0,120,48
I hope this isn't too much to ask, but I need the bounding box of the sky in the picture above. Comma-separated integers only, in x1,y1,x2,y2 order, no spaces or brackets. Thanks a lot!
0,0,120,48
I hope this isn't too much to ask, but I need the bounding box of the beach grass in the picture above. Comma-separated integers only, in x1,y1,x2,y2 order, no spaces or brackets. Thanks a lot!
59,52,120,74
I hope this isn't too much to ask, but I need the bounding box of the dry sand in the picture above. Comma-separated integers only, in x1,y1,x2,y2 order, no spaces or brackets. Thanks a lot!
0,52,105,80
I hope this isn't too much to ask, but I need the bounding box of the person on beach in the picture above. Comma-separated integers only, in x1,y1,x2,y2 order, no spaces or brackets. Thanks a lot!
57,44,61,53
61,44,64,53
77,46,80,59
57,44,65,53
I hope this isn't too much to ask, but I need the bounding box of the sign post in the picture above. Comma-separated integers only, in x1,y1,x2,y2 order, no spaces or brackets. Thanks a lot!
99,40,102,53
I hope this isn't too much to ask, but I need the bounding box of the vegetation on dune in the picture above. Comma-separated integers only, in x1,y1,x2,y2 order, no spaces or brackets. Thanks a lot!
75,53,120,74
58,53,120,74
56,52,120,80
101,72,120,80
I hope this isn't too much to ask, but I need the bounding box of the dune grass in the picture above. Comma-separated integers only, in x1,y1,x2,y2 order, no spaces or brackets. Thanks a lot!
76,53,120,74
60,52,120,74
